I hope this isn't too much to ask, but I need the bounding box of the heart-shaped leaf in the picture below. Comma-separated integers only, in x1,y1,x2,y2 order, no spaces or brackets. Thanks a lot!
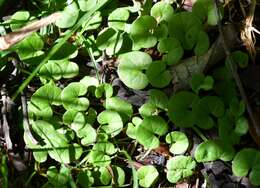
130,15,157,50
232,148,260,186
50,42,78,60
28,81,62,118
146,61,172,88
166,156,196,183
165,131,189,154
150,1,174,23
137,166,159,187
168,91,199,128
108,8,130,31
157,37,184,65
47,165,70,186
194,139,235,162
148,89,169,111
97,110,123,137
136,116,168,149
82,11,102,31
139,103,157,118
10,11,30,31
105,96,133,122
118,51,152,89
78,0,97,11
77,170,94,187
56,2,79,28
61,82,89,111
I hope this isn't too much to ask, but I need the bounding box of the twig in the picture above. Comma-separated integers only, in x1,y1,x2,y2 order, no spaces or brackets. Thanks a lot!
213,0,260,137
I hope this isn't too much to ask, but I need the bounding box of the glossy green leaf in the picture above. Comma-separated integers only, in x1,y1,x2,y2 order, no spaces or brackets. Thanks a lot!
50,42,78,60
99,167,112,185
118,51,152,89
96,27,124,55
137,166,159,187
148,89,168,110
82,11,102,31
136,116,168,149
139,103,157,118
150,1,174,23
97,110,123,137
105,96,133,122
130,15,157,50
10,11,30,31
112,166,125,186
166,156,196,183
165,131,189,154
80,76,99,88
95,83,113,98
232,148,260,186
157,37,183,65
108,8,130,30
61,82,89,111
168,91,199,128
78,0,97,11
47,165,70,186
16,32,44,60
146,60,172,88
56,2,79,28
77,124,97,146
195,139,235,162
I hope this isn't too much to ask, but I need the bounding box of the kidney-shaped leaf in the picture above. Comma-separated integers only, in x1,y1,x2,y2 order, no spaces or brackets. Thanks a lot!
97,110,123,137
61,82,89,111
118,51,152,89
130,15,157,50
56,2,79,28
195,139,235,162
108,8,130,31
146,60,172,88
166,131,189,154
232,148,260,186
136,116,168,149
137,165,159,187
168,91,199,128
166,156,196,183
150,1,174,23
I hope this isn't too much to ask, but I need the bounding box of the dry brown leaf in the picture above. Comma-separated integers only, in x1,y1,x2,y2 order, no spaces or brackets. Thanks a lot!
0,12,62,51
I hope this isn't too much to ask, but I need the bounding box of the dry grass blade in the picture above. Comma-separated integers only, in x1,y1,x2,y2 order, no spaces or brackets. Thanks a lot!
0,12,62,51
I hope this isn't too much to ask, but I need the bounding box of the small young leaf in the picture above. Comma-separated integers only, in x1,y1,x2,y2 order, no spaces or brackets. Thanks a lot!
136,116,168,149
165,131,189,154
137,166,159,187
148,89,169,111
166,156,196,183
139,103,157,118
190,73,214,94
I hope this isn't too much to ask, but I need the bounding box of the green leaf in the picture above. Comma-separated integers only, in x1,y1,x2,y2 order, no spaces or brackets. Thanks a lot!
29,81,62,118
168,91,199,128
112,166,125,186
154,22,168,40
194,139,235,162
56,2,79,28
80,76,99,89
97,110,123,137
158,37,184,65
150,1,174,23
77,170,94,187
166,156,196,183
126,117,142,139
99,167,112,185
190,73,214,94
136,116,168,149
16,32,44,60
39,60,79,83
232,148,260,186
77,124,97,146
230,51,249,68
47,165,70,186
146,60,172,88
139,103,157,118
95,83,113,98
82,11,102,31
137,166,159,187
105,96,133,122
78,0,97,11
50,42,78,60
165,131,189,154
229,97,245,118
192,0,222,26
118,51,152,89
61,82,89,111
192,96,225,129
130,15,157,50
10,11,30,31
148,89,169,111
194,30,210,56
108,8,130,31
96,27,124,55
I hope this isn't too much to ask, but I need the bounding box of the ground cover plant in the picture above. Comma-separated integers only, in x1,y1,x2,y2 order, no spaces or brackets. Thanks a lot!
0,0,260,187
